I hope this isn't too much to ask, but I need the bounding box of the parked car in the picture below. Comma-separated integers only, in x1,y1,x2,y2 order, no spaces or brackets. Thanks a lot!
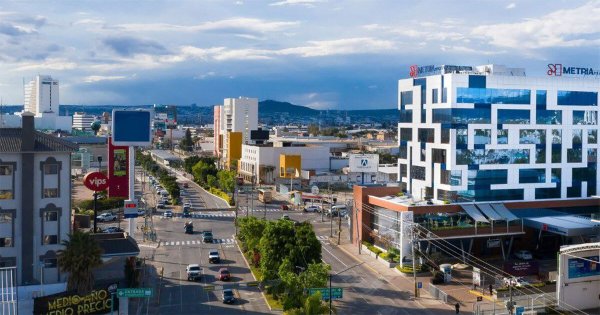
96,213,117,222
163,210,173,218
304,205,320,213
202,231,214,243
102,226,123,233
209,251,220,263
280,204,289,211
281,214,290,220
186,264,202,281
218,268,231,281
503,277,529,287
157,201,165,209
222,289,235,304
515,250,533,260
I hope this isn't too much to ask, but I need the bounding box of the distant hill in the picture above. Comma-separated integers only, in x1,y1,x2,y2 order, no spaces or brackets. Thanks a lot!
259,100,318,115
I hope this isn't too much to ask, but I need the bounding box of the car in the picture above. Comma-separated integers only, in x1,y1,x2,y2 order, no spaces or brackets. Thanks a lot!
280,204,289,211
182,210,191,218
209,250,220,263
304,205,320,213
186,264,202,281
503,277,529,287
202,231,214,243
218,268,231,281
184,221,194,234
157,201,165,209
102,226,123,233
183,202,192,208
222,289,235,304
163,210,173,218
281,214,290,220
96,213,117,222
515,250,533,260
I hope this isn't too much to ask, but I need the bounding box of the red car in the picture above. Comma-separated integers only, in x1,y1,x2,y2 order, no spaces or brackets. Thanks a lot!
218,268,231,281
280,204,289,211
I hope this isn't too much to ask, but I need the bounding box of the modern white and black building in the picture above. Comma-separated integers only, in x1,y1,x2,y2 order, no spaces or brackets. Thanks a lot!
0,112,77,286
398,64,600,204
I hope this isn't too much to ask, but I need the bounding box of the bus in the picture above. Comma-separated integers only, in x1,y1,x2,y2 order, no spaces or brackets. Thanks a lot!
258,189,272,203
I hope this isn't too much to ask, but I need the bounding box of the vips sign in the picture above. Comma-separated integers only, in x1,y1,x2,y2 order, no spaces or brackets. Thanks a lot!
33,284,118,315
83,172,109,191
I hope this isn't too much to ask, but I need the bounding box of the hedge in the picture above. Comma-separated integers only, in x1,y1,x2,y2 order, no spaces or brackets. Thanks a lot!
77,197,125,212
209,187,233,206
396,265,422,273
362,241,383,256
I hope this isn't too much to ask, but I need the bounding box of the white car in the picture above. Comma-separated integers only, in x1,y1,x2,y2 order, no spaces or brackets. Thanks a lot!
304,205,320,213
96,213,117,222
503,277,529,287
515,250,533,260
186,264,202,281
163,210,173,218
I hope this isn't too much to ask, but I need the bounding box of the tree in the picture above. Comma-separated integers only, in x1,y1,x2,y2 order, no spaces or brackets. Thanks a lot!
299,263,330,289
290,222,322,270
179,128,194,152
237,216,267,257
90,121,101,135
259,220,297,280
287,292,333,315
308,124,319,136
183,156,201,173
217,170,236,193
191,158,217,185
57,231,103,295
206,174,217,189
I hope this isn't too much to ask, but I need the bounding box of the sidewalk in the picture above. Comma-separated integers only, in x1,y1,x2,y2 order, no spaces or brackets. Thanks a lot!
336,242,455,314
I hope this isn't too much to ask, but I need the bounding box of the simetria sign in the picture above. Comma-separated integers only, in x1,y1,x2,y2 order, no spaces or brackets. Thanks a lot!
348,154,379,173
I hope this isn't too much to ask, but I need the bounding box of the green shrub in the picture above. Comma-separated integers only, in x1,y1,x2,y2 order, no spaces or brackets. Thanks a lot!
77,197,125,211
396,264,422,273
209,187,233,206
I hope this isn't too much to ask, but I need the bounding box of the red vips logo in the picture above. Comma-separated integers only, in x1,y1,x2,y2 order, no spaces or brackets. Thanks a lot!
409,65,418,78
83,172,109,191
547,64,563,76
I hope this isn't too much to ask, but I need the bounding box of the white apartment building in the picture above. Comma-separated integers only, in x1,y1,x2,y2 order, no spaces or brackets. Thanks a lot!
398,64,600,203
24,75,59,116
0,112,77,286
214,97,258,165
238,143,330,184
72,112,96,131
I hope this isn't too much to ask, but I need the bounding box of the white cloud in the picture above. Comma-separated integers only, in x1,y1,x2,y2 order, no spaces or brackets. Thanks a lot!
440,45,506,55
472,2,600,49
115,18,299,34
506,3,516,9
269,0,323,8
13,58,77,71
278,37,395,57
83,75,128,83
193,71,216,80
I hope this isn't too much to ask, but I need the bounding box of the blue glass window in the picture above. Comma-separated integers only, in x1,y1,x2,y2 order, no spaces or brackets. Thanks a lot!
519,129,546,144
497,130,508,144
399,109,412,123
432,88,439,103
467,170,508,186
456,188,523,202
498,109,530,124
519,169,546,184
441,170,462,186
468,75,486,88
418,128,435,143
441,87,447,103
400,91,413,106
552,144,561,163
474,129,491,145
589,130,598,144
535,148,546,164
567,148,582,163
536,169,561,199
536,90,547,106
557,91,598,106
573,129,583,145
456,129,467,145
536,110,561,124
432,108,491,124
400,128,412,141
456,149,530,165
456,87,531,104
573,111,598,125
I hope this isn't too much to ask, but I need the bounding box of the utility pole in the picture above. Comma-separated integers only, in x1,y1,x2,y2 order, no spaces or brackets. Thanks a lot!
411,223,418,298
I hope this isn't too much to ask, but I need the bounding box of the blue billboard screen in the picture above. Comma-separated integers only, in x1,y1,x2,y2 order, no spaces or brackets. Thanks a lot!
567,255,600,279
112,110,152,146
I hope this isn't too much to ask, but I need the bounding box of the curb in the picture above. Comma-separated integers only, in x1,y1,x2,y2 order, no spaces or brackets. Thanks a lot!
468,290,495,302
235,238,276,312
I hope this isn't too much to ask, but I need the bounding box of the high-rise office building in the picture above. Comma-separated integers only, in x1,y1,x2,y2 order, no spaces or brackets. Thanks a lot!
24,75,59,116
213,97,258,168
72,112,96,130
398,64,600,203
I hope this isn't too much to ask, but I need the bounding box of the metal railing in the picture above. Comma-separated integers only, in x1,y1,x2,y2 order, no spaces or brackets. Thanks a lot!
427,283,448,303
0,267,17,315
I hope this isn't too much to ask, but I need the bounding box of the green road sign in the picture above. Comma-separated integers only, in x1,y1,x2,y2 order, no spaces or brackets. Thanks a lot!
203,285,215,291
307,287,343,300
117,288,153,298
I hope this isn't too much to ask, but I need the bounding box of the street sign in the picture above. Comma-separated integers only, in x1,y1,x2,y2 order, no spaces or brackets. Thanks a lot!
515,306,525,315
417,282,422,289
307,287,343,300
124,199,138,218
83,172,109,191
117,288,153,298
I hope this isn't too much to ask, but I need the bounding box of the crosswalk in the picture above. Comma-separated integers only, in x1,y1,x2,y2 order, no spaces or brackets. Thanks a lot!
316,235,329,241
153,212,235,219
161,238,236,246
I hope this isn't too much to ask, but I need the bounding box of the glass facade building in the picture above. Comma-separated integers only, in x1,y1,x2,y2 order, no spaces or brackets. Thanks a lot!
397,64,600,202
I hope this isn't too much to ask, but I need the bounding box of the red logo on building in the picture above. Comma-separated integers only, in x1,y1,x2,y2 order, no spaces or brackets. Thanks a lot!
547,64,562,76
83,172,109,191
409,65,418,78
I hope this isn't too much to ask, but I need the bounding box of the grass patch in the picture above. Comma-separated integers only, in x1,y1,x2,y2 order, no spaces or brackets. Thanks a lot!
243,252,283,310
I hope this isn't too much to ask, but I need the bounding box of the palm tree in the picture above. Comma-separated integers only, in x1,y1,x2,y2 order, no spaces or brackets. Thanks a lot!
57,231,103,295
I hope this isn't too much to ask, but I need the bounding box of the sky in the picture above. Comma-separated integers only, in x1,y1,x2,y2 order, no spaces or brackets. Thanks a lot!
0,0,598,109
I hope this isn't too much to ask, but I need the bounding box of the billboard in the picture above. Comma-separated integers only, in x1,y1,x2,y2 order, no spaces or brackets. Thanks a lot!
34,283,118,315
112,110,152,146
108,138,129,198
567,255,600,279
348,154,379,173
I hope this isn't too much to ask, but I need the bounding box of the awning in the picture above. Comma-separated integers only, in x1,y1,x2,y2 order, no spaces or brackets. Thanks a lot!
490,203,519,221
461,204,489,223
524,216,600,237
476,204,503,221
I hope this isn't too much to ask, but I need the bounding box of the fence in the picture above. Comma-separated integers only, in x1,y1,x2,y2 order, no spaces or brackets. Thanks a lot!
427,283,448,303
0,267,17,315
474,292,557,315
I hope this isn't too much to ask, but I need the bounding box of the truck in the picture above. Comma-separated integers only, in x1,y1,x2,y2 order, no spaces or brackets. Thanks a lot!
186,264,202,281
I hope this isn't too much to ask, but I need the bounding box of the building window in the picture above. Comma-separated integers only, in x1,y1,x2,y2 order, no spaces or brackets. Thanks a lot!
474,129,491,145
441,129,450,144
0,212,12,223
456,129,468,145
441,87,448,103
457,149,530,165
399,109,412,123
498,109,530,124
536,90,547,106
44,164,59,175
573,111,598,125
43,188,59,198
432,149,446,163
44,258,58,268
43,235,58,245
0,165,12,175
44,211,58,222
433,108,491,124
418,128,435,143
0,237,13,247
536,110,562,124
432,88,439,103
519,169,546,184
519,130,546,144
589,130,598,144
400,91,413,106
456,87,531,104
497,130,508,145
557,91,598,106
0,190,13,200
410,166,426,181
400,128,412,141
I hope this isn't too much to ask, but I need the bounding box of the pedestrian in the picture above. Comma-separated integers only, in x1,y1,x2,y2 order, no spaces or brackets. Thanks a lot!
489,283,493,296
455,302,460,314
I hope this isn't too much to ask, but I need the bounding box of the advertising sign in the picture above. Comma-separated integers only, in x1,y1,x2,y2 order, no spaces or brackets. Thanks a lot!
547,64,600,77
124,199,138,219
567,255,600,279
112,109,152,146
348,154,379,173
503,261,539,277
472,267,481,286
33,283,118,315
487,239,501,248
83,172,109,191
107,138,129,198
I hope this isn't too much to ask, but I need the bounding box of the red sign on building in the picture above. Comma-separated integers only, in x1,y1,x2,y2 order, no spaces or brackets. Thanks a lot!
83,172,109,191
108,138,129,198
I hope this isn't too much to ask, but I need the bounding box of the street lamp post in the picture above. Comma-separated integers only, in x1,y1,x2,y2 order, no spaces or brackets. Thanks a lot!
328,262,364,314
93,156,103,233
